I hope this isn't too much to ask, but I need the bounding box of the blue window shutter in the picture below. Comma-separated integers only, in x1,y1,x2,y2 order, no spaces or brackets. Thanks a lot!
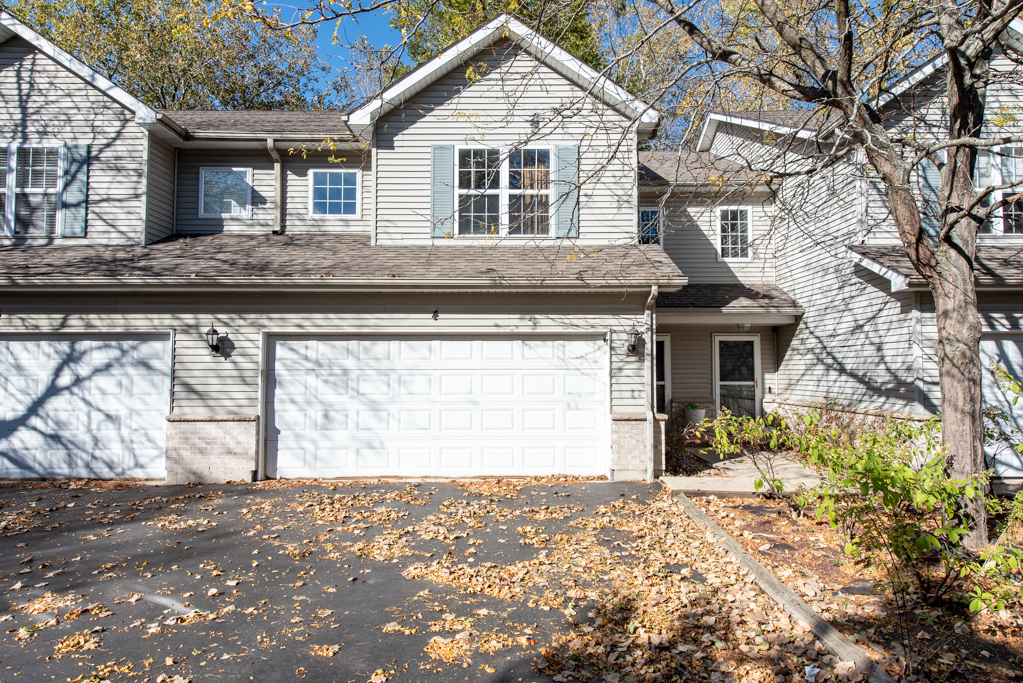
63,144,89,237
430,145,454,237
919,159,942,237
554,145,579,238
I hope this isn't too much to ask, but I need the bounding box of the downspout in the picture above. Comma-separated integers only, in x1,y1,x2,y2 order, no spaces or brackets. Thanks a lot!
645,284,658,483
267,138,283,234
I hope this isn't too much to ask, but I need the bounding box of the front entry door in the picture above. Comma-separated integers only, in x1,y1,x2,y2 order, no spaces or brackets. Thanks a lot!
713,335,761,418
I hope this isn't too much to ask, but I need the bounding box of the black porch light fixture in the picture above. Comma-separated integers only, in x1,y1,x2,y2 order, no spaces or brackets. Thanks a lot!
626,327,640,355
205,325,221,355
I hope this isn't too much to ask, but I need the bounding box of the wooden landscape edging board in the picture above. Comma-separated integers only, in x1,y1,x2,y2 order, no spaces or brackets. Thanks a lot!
672,490,899,683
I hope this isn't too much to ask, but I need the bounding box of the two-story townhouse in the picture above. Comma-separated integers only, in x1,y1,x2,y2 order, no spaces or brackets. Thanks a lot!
679,28,1023,484
0,11,687,484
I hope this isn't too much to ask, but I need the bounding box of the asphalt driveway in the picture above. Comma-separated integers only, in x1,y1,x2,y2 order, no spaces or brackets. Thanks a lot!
0,478,666,683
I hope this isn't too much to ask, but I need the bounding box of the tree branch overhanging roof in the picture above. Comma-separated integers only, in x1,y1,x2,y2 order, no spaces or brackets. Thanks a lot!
346,13,661,139
0,9,158,125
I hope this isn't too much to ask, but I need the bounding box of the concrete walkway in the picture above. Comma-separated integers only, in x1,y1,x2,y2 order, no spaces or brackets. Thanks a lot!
661,449,820,496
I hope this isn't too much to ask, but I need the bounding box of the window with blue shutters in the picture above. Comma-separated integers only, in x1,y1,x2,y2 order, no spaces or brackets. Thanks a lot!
310,169,360,217
1,143,86,238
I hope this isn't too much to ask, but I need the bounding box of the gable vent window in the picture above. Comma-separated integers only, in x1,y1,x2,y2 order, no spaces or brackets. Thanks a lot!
719,207,750,260
310,170,359,216
14,147,60,236
639,207,662,244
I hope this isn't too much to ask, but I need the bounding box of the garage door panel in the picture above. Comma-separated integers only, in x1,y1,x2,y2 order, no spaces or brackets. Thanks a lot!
982,337,1023,479
269,336,606,478
0,336,169,479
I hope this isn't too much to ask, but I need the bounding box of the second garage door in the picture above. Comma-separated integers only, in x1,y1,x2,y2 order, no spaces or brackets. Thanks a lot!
267,337,607,478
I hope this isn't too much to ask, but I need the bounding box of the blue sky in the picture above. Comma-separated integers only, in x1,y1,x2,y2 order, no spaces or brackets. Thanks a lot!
310,9,405,71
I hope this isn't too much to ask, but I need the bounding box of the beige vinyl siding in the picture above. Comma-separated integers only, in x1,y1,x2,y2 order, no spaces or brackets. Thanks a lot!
650,192,775,286
0,292,649,415
282,151,371,234
145,136,175,242
0,37,144,245
774,166,919,413
375,41,636,245
660,323,777,419
175,151,272,234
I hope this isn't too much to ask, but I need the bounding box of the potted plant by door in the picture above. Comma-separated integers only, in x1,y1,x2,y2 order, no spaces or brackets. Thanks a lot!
684,403,705,428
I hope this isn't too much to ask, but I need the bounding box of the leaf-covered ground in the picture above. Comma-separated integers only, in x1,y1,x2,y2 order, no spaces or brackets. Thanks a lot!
0,478,887,682
698,495,1023,682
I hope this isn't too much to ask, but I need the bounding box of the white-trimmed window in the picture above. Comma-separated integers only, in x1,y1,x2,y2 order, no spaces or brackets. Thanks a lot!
199,167,252,218
976,148,1023,235
456,147,552,236
639,207,662,244
310,169,359,217
12,146,62,236
718,207,751,260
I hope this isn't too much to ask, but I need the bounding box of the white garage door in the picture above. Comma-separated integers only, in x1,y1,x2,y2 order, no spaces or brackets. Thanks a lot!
0,336,170,479
981,336,1023,480
267,337,607,478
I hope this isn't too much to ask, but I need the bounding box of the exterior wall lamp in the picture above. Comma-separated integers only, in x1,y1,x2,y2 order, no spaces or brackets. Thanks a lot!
736,323,751,332
205,325,222,356
626,327,640,355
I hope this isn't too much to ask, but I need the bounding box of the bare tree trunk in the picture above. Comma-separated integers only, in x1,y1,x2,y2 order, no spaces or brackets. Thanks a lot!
934,243,987,548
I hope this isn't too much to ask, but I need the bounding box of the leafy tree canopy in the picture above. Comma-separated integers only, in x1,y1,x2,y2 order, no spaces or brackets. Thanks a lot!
389,0,606,70
8,0,338,109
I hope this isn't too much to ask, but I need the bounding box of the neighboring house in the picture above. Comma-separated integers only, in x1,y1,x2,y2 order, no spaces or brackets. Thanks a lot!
657,26,1023,484
0,11,684,483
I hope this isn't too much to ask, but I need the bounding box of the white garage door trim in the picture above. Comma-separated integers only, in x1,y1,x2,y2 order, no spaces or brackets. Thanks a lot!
261,332,611,479
0,331,173,479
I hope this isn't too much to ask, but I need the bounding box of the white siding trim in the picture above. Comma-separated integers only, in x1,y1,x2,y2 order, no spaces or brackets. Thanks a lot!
844,247,909,292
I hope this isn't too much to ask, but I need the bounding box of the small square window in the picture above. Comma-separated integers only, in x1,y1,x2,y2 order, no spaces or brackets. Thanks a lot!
311,170,358,216
639,208,661,244
200,168,251,217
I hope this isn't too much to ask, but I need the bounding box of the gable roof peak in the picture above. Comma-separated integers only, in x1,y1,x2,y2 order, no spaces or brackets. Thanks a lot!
347,13,659,138
0,9,157,125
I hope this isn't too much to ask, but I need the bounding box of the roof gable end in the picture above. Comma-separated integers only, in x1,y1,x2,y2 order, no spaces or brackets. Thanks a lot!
347,14,659,137
0,9,157,124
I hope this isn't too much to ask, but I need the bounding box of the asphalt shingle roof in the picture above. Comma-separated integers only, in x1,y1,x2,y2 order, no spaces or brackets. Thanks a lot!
159,110,354,137
657,283,801,310
0,234,684,288
638,151,749,186
848,243,1023,285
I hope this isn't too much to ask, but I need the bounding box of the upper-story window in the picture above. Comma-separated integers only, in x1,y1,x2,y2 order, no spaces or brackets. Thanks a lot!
199,167,252,218
310,170,359,217
976,148,1023,235
457,147,551,236
639,207,662,244
13,146,60,236
718,207,751,260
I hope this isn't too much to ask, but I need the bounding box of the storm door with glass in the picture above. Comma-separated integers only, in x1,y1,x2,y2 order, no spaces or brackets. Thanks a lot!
713,335,760,418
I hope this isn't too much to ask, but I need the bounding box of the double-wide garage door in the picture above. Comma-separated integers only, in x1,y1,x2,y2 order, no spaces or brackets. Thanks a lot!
267,337,607,478
0,336,170,479
982,335,1023,480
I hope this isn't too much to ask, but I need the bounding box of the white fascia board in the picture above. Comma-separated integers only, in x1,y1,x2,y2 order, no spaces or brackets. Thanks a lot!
844,246,910,292
0,10,157,124
875,53,947,108
0,276,689,293
347,14,659,129
695,115,718,152
696,112,822,153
